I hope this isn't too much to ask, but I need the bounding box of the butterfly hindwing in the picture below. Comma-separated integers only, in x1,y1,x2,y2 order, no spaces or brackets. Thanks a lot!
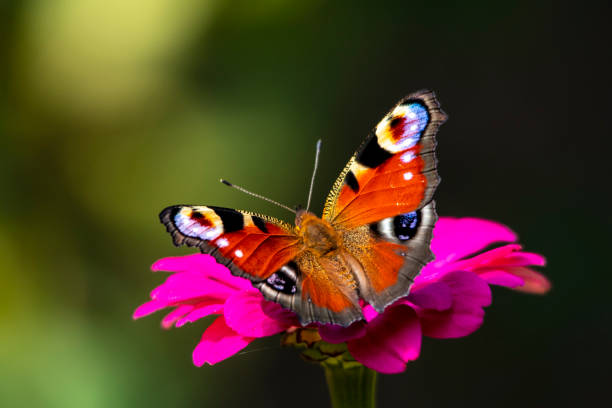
359,201,438,311
257,250,363,326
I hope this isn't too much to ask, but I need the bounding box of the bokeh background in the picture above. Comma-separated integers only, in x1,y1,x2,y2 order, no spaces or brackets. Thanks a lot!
1,1,607,407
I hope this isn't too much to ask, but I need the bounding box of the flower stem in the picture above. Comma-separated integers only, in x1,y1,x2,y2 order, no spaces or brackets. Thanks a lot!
281,329,377,408
323,362,377,408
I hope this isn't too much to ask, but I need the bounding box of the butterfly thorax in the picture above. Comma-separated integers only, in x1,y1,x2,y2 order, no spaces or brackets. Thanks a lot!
295,211,340,256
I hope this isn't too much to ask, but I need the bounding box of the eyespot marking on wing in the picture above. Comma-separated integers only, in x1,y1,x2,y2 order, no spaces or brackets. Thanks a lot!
173,206,224,241
375,102,430,153
264,262,299,294
393,211,420,241
371,210,422,243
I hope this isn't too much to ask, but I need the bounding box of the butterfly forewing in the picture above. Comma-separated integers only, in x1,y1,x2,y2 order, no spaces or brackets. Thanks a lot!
160,205,299,277
323,90,446,226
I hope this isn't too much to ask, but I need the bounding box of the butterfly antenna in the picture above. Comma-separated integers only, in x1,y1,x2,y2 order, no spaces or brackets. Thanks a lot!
220,179,297,214
306,139,322,211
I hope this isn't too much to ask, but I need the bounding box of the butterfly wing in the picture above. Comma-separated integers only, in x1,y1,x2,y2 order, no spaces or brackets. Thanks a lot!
160,205,363,326
160,205,301,279
323,90,447,312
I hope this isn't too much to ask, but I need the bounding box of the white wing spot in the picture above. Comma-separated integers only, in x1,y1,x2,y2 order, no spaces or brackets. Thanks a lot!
234,249,244,258
216,238,229,248
403,172,413,180
401,151,415,163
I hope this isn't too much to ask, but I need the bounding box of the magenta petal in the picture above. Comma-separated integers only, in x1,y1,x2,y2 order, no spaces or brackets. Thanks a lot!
347,305,421,374
175,301,225,327
224,290,298,337
192,316,254,366
431,217,517,262
468,244,523,266
419,271,491,339
161,305,194,329
362,304,379,322
152,254,252,291
496,251,546,267
133,300,167,319
447,244,549,294
319,321,367,344
407,281,452,311
478,269,525,288
501,266,551,294
152,254,216,273
445,245,520,275
150,271,238,303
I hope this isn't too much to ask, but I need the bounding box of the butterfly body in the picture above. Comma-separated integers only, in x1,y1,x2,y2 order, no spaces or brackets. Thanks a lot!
160,90,447,326
296,211,340,255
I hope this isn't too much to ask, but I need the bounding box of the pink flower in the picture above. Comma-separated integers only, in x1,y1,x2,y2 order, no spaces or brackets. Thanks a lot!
133,217,549,373
133,255,299,365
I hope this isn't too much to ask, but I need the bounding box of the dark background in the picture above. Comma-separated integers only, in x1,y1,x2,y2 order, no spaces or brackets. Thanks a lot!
1,1,608,407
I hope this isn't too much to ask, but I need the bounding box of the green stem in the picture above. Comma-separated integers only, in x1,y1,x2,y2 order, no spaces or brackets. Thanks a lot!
323,362,377,408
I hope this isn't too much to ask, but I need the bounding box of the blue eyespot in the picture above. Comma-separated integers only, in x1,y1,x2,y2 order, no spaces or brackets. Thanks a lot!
404,103,429,136
391,103,429,150
393,211,420,241
266,263,298,294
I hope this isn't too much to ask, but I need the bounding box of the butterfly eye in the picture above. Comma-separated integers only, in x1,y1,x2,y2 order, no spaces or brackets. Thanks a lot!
265,262,299,294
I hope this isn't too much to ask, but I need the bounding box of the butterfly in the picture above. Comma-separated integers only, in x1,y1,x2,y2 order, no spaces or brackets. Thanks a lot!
160,90,447,327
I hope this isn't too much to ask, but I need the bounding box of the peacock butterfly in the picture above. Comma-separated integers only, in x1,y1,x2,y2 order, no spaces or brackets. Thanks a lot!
160,90,447,326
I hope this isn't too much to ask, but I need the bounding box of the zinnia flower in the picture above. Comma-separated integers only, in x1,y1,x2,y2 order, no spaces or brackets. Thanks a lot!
133,216,548,373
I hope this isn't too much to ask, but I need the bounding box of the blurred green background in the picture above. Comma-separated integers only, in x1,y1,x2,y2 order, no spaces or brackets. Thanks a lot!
1,1,607,407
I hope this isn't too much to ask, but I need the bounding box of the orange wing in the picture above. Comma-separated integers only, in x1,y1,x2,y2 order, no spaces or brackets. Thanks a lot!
323,90,447,313
323,90,446,228
160,205,300,279
160,205,363,326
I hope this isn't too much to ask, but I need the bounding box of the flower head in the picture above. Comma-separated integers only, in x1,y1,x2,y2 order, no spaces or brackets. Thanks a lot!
133,255,299,365
134,217,548,373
